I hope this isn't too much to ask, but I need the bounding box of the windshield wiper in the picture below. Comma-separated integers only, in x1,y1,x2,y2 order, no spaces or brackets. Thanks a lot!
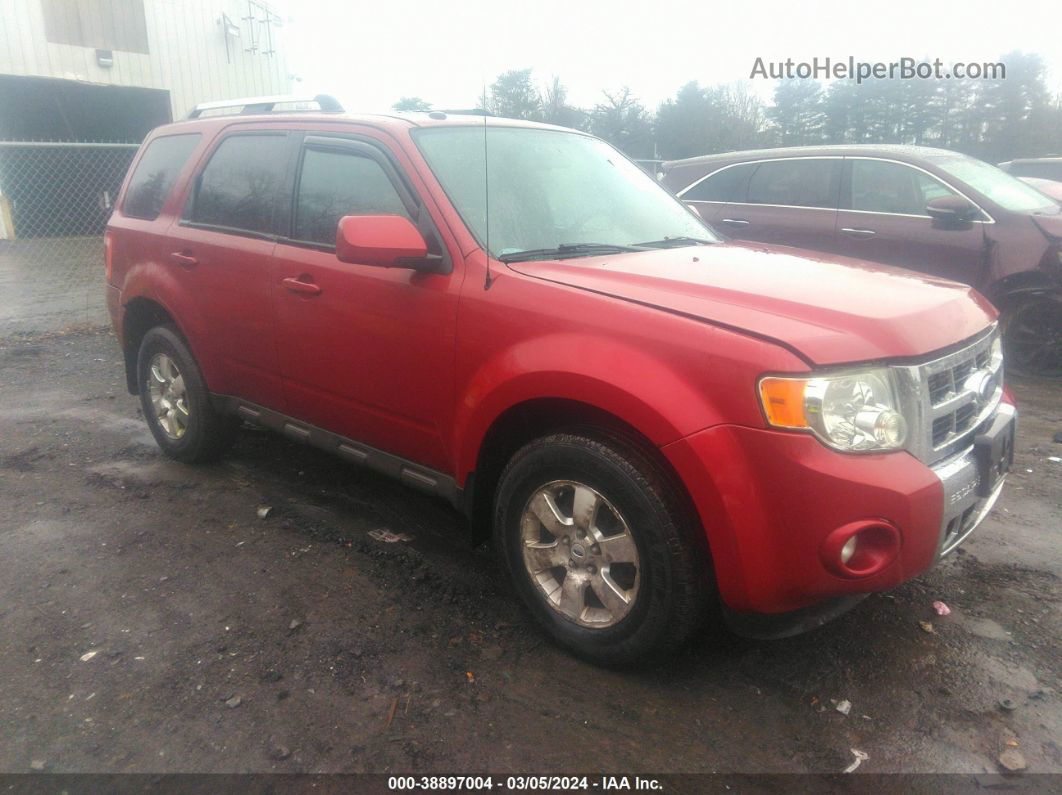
498,243,647,263
632,235,716,249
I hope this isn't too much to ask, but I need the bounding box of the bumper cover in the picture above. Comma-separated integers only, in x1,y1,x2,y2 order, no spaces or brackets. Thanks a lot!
933,402,1014,557
663,404,1013,616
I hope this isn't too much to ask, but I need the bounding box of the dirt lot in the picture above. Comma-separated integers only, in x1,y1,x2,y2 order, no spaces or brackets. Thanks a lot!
0,327,1059,776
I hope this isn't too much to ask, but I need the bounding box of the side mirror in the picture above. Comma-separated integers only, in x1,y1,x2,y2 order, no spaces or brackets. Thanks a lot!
335,215,431,269
926,195,979,225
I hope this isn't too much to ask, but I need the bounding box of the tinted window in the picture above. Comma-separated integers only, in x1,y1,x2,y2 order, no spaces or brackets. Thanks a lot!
747,159,837,208
1009,161,1062,181
294,147,410,245
123,133,201,220
682,162,755,202
849,159,959,215
189,134,287,234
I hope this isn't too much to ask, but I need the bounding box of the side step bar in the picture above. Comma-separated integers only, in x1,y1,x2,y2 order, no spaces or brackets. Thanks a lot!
217,397,463,510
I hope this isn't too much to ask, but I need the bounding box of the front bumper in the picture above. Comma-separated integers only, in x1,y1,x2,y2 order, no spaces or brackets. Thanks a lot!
662,402,1014,617
933,401,1014,557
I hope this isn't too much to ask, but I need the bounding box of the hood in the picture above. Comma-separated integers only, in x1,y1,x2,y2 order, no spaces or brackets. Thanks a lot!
507,241,996,366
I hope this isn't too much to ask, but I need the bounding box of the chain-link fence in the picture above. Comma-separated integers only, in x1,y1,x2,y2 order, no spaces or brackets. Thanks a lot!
0,141,138,335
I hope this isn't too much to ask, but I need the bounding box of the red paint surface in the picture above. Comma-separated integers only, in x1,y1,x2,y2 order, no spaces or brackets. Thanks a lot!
108,113,999,615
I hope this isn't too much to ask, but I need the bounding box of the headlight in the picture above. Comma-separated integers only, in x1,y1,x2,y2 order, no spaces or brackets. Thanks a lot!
759,368,908,452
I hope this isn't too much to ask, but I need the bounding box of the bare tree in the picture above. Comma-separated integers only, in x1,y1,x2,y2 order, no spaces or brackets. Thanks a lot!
590,87,653,158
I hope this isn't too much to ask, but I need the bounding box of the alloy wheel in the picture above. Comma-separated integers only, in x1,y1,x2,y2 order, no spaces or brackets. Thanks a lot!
519,480,640,628
147,352,189,439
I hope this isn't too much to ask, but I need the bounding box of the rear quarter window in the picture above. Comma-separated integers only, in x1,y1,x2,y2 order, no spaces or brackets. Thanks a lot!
122,133,201,220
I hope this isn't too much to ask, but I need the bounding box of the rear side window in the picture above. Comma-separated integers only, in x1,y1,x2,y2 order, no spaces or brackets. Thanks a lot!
682,162,755,202
122,133,201,220
294,146,410,246
747,159,838,209
187,134,287,235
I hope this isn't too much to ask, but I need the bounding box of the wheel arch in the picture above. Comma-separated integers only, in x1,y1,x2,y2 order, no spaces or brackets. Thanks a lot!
464,396,704,548
986,269,1059,308
120,297,182,394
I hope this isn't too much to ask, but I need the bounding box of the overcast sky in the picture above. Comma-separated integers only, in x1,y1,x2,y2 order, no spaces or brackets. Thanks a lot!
281,0,1062,113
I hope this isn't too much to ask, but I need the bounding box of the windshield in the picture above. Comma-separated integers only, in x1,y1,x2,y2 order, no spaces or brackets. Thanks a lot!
413,126,717,259
928,153,1059,214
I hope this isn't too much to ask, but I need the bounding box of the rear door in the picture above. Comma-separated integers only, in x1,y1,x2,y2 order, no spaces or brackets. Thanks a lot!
709,157,842,251
835,157,987,285
271,132,461,472
166,130,290,410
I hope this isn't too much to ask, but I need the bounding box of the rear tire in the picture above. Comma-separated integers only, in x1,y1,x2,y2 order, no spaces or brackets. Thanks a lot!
493,432,710,666
136,325,239,463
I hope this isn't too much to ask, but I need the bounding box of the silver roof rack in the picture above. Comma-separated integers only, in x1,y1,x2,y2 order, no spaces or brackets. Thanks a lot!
186,94,343,119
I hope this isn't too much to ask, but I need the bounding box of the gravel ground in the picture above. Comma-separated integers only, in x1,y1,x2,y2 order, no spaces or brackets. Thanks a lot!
0,327,1059,776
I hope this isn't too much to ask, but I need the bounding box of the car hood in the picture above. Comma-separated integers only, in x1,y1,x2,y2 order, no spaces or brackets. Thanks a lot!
506,241,996,365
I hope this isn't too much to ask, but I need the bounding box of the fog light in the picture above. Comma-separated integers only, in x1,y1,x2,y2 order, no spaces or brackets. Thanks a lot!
821,520,901,579
840,535,857,565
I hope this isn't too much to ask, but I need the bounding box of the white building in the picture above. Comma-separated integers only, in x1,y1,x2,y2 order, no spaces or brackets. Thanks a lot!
0,0,293,140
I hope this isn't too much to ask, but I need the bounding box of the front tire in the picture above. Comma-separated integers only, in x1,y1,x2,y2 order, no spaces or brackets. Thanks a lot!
136,325,238,463
1001,294,1062,378
494,432,710,666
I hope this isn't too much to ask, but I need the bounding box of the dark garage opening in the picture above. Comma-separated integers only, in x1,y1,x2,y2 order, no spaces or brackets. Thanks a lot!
0,75,171,239
0,74,171,142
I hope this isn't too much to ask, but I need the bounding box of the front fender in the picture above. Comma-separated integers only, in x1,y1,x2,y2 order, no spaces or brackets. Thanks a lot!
451,329,799,485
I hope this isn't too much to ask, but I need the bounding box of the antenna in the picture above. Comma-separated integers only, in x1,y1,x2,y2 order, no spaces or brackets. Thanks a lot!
482,82,493,290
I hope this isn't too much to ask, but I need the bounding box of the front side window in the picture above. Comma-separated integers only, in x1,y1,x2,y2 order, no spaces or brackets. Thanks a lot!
187,134,287,234
414,127,714,258
746,159,838,209
848,159,960,216
682,162,756,202
123,133,201,220
293,146,410,246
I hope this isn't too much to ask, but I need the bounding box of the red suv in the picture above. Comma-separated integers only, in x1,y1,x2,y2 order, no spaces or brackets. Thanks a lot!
106,96,1016,664
663,146,1062,377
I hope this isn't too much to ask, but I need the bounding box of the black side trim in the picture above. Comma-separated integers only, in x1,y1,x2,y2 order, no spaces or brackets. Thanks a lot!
218,397,463,509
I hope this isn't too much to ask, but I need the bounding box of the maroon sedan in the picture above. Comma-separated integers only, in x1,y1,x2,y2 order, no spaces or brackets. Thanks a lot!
663,146,1062,376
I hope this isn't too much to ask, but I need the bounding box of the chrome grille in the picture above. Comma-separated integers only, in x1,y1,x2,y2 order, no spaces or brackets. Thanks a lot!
895,325,1003,466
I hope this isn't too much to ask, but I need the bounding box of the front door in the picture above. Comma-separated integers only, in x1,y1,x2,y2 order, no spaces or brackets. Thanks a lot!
835,158,988,286
271,133,461,472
